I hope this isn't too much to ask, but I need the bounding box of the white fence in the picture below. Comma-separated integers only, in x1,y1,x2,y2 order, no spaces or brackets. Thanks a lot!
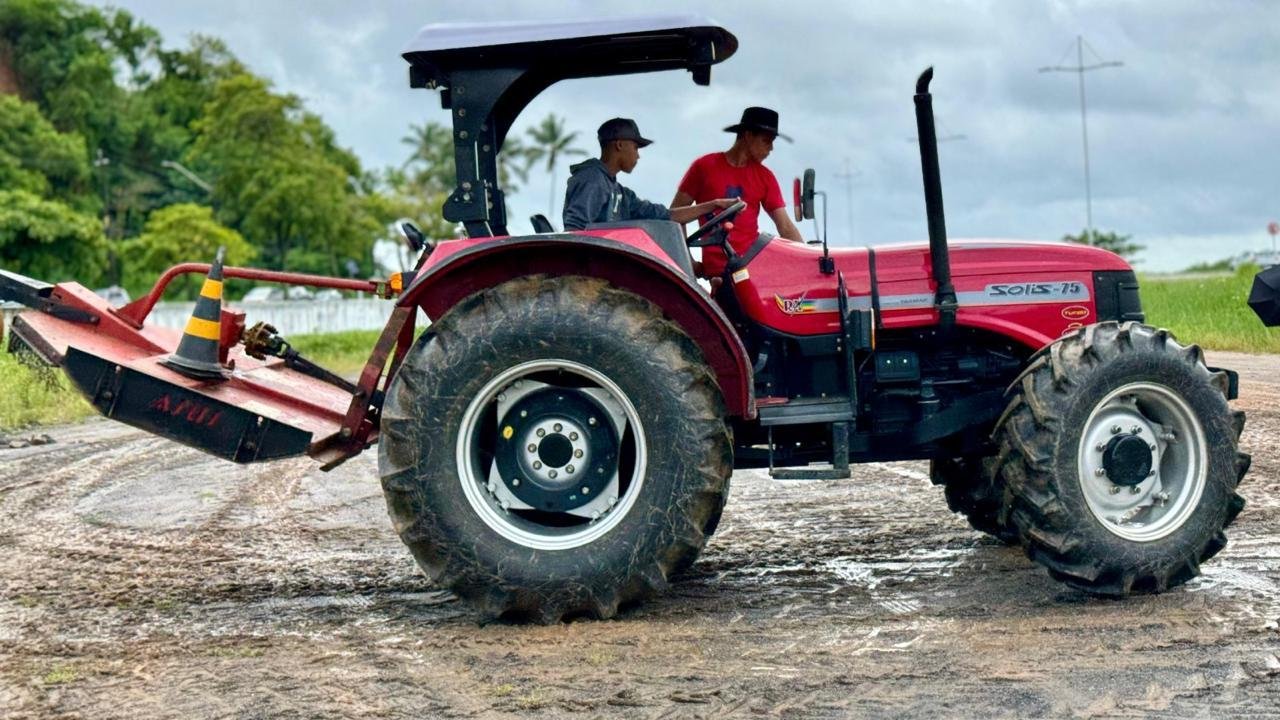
4,298,400,337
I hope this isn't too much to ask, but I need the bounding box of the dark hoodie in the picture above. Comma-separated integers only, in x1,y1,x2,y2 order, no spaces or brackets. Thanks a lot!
561,158,671,230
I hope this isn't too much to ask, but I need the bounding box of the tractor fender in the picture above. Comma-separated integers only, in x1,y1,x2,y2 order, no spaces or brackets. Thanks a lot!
399,234,755,418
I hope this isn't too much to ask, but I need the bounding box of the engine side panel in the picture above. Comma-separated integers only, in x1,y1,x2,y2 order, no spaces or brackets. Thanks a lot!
729,238,1134,349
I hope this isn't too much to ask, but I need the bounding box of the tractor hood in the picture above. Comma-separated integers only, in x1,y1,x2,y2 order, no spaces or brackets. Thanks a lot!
871,238,1133,283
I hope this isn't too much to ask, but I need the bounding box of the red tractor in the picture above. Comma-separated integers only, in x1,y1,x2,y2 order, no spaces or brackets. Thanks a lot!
2,17,1249,622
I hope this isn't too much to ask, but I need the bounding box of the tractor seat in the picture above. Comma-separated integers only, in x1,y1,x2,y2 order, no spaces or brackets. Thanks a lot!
530,214,556,233
583,219,695,278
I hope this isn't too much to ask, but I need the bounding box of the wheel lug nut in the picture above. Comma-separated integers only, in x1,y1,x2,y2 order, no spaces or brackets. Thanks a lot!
582,486,590,494
589,417,597,426
1094,468,1107,477
497,393,506,402
527,444,537,453
1111,425,1121,434
1129,485,1141,494
553,423,563,432
569,432,578,441
566,465,575,474
1109,486,1121,494
1147,469,1156,477
1130,425,1142,435
511,478,520,486
1095,443,1106,452
574,450,583,459
536,428,546,437
1149,444,1157,452
533,461,542,470
548,470,557,479
520,410,527,418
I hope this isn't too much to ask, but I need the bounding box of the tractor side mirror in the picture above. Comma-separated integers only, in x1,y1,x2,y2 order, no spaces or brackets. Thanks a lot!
396,220,426,252
801,169,816,221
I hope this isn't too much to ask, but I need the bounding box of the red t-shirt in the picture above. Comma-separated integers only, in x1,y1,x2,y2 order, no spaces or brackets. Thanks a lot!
677,152,786,276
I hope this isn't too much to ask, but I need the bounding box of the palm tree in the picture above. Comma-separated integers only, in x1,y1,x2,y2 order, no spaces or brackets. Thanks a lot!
400,121,454,195
524,114,587,218
499,135,533,192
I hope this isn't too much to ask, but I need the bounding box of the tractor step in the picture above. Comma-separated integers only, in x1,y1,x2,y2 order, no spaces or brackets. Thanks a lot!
758,396,855,426
768,421,851,480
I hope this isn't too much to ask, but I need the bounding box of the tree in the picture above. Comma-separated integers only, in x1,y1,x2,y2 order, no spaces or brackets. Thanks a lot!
524,114,587,218
118,203,254,299
400,121,454,195
188,73,381,275
0,94,91,205
1063,228,1144,260
0,189,106,284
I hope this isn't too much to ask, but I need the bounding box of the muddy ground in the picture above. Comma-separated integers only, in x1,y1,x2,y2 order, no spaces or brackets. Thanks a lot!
1,351,1277,719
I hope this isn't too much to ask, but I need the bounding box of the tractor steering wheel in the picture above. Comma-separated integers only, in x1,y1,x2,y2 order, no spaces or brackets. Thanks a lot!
686,200,748,247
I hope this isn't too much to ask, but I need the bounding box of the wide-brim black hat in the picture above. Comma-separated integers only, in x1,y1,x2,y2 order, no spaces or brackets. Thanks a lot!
724,106,792,142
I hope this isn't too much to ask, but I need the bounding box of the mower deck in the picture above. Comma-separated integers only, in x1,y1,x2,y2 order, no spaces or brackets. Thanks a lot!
9,281,359,463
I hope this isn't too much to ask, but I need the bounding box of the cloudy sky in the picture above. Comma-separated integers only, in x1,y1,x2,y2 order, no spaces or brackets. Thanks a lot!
90,0,1279,271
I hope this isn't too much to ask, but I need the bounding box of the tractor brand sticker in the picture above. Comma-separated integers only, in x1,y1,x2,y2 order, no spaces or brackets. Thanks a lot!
775,293,821,314
955,280,1090,306
1061,305,1090,320
1062,322,1084,335
147,394,223,429
731,268,750,284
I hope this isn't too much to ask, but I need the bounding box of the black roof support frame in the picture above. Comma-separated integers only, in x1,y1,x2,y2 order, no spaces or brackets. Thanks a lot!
403,17,737,237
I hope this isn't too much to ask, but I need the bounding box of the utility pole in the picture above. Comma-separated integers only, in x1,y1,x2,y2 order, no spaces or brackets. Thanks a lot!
832,158,860,244
1039,36,1123,238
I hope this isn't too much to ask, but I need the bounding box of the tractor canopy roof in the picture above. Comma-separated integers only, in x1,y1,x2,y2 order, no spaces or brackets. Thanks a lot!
401,15,737,237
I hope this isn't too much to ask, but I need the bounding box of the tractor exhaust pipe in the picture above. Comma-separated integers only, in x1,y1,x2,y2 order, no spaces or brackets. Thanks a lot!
913,68,957,324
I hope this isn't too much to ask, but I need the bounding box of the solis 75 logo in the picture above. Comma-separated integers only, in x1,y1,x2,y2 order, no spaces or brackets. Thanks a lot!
775,293,819,314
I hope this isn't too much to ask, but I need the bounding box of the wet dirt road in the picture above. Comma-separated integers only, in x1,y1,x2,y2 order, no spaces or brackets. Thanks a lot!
1,351,1278,718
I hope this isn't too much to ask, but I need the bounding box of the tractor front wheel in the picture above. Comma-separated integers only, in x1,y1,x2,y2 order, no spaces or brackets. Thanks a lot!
995,322,1249,595
378,276,733,622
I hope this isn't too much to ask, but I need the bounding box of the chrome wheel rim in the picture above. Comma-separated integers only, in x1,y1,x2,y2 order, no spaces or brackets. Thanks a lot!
456,359,647,550
1077,382,1208,542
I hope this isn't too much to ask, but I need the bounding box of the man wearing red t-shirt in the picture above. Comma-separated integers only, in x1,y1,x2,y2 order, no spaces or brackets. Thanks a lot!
672,107,804,277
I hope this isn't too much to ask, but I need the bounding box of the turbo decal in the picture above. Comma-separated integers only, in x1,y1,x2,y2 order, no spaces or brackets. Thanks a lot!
1061,305,1090,320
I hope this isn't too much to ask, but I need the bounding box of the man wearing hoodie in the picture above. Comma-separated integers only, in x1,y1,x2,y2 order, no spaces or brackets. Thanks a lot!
562,118,735,231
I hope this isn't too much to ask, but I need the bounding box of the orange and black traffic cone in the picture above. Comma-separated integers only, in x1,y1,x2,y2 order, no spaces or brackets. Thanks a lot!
162,247,228,380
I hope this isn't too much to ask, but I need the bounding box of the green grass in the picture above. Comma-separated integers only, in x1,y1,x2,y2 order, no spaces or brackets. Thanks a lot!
287,329,384,376
1140,265,1280,354
0,342,93,431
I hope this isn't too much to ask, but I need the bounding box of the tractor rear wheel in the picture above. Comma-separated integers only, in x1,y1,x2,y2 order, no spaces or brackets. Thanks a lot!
994,322,1249,595
930,455,1019,544
378,276,733,622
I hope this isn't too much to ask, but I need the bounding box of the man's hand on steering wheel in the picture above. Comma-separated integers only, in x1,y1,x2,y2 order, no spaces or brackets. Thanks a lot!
686,199,747,247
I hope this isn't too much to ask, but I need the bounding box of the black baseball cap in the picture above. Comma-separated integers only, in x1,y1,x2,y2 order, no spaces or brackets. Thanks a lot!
597,117,653,147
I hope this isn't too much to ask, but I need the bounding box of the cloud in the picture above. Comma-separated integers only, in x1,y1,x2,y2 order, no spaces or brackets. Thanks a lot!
91,0,1280,271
